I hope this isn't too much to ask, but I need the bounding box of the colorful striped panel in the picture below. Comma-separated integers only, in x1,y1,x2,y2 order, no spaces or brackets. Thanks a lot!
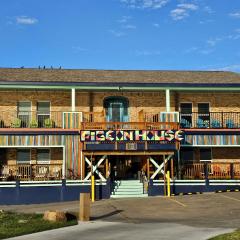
0,135,80,177
160,112,179,123
63,112,82,129
184,135,240,146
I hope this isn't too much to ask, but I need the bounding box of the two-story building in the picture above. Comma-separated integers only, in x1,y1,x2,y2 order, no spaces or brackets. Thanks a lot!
0,68,240,200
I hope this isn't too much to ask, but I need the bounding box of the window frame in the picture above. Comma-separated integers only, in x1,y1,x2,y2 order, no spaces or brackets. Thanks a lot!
17,149,31,164
36,148,51,164
199,147,212,162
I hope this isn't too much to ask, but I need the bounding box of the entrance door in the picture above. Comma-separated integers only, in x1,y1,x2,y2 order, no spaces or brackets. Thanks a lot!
111,102,123,122
110,156,143,180
103,96,129,122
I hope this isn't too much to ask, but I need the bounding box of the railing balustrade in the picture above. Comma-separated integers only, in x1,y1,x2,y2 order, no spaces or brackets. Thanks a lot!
180,112,240,129
1,110,240,129
0,164,62,181
182,162,240,180
0,111,63,128
81,122,179,130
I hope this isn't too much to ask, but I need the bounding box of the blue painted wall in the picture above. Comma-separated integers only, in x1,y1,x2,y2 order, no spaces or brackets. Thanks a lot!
0,180,111,205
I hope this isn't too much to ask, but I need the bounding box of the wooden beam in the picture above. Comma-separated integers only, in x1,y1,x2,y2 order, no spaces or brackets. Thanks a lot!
147,157,150,180
83,151,174,156
105,157,109,178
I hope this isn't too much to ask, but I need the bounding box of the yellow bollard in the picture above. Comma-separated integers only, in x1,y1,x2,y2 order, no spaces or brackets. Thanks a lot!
91,175,95,202
167,171,170,197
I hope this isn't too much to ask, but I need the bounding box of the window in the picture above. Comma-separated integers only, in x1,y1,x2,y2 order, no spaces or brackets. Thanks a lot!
17,149,30,163
37,101,50,127
180,103,192,128
198,103,210,128
198,103,210,114
17,101,31,127
180,148,194,163
199,148,212,162
103,97,129,122
37,149,50,164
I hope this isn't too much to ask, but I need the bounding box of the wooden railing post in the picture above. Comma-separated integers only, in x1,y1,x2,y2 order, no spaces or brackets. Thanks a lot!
230,163,234,179
204,163,209,186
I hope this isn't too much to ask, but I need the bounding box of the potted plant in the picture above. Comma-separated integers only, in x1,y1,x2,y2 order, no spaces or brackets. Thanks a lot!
11,118,21,128
30,119,38,128
44,118,53,128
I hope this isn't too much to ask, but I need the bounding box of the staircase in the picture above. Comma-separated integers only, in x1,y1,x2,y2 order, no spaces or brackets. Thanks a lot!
111,180,148,198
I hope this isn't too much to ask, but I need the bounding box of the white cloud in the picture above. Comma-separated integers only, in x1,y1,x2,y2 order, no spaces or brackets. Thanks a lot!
120,0,170,9
177,3,198,11
72,47,87,52
16,16,38,25
170,8,188,20
170,3,198,21
153,23,160,27
211,64,240,72
118,16,132,23
203,6,215,14
136,50,161,56
207,37,222,47
122,24,137,29
229,11,240,18
109,30,126,37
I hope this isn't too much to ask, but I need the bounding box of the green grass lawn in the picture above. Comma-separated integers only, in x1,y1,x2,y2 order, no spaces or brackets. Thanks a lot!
209,230,240,240
0,211,78,239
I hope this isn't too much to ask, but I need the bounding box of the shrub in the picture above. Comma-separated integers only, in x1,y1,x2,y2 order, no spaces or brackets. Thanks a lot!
30,119,38,128
11,118,21,128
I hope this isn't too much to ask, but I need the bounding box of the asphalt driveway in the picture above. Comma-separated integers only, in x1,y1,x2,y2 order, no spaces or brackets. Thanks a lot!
1,192,240,240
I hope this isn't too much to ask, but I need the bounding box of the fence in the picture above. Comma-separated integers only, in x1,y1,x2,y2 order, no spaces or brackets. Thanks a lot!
181,163,240,180
180,112,240,128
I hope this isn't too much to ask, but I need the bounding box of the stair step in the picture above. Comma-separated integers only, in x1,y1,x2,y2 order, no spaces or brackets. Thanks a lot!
111,194,148,198
115,189,143,193
118,185,143,189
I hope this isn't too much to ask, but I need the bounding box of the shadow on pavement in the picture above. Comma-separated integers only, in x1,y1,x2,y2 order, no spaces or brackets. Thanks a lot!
91,210,123,220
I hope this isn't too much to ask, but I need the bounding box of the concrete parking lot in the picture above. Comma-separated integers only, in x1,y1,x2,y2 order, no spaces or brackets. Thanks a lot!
1,192,240,240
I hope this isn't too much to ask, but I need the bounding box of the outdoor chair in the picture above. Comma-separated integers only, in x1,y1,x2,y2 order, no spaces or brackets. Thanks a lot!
226,119,235,128
210,119,221,128
180,118,191,128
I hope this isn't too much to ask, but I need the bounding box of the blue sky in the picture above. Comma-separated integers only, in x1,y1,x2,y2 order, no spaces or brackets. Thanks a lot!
0,0,240,72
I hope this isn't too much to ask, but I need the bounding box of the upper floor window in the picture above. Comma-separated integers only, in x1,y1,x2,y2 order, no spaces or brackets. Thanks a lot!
103,96,129,122
17,101,31,127
37,101,50,127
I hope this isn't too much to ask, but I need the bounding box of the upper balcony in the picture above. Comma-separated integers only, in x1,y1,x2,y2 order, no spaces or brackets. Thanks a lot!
180,112,240,129
0,110,179,130
0,110,239,130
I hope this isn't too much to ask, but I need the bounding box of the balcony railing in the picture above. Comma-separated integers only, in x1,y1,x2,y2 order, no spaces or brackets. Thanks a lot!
0,111,63,128
182,163,240,180
1,110,239,130
180,112,240,129
0,163,63,181
82,122,179,130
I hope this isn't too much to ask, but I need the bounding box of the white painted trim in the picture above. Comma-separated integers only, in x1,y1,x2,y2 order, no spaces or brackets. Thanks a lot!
209,180,240,183
71,88,76,112
165,89,170,112
182,145,240,147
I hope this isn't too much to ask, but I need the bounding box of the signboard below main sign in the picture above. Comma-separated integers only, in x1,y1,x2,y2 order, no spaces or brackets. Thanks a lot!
80,130,184,142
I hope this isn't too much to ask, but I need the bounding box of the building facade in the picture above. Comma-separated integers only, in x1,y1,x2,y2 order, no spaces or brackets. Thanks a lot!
0,68,240,201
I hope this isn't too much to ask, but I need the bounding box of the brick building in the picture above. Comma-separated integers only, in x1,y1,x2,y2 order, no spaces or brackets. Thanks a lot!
0,68,240,199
